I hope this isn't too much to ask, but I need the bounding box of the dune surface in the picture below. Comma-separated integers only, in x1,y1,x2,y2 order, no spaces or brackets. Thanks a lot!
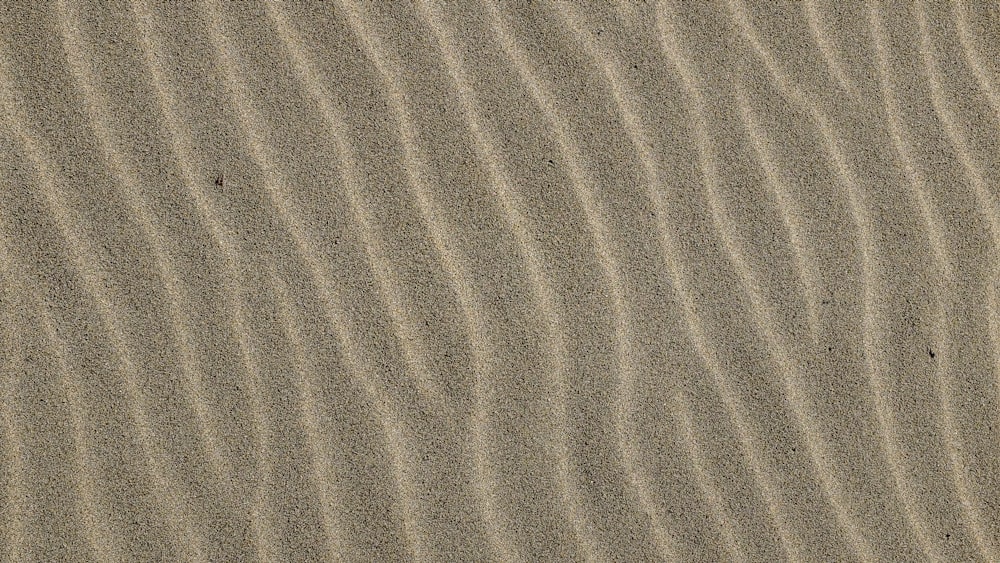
2,1,1000,561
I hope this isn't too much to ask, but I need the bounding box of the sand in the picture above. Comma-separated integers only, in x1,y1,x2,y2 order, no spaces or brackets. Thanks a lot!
2,1,999,561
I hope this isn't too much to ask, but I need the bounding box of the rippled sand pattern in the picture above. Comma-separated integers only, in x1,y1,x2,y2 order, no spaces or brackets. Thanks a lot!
2,1,1000,561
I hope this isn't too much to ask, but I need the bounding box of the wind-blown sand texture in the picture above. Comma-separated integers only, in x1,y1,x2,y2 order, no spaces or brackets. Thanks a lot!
1,1,999,561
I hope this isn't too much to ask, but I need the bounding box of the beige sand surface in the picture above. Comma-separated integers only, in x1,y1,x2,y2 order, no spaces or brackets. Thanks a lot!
2,1,1000,561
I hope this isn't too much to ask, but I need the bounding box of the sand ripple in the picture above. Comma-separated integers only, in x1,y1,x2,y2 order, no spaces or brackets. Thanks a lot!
2,1,999,560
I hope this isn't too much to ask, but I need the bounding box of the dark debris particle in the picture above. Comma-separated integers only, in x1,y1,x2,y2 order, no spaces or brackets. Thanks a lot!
215,174,224,187
929,348,935,358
